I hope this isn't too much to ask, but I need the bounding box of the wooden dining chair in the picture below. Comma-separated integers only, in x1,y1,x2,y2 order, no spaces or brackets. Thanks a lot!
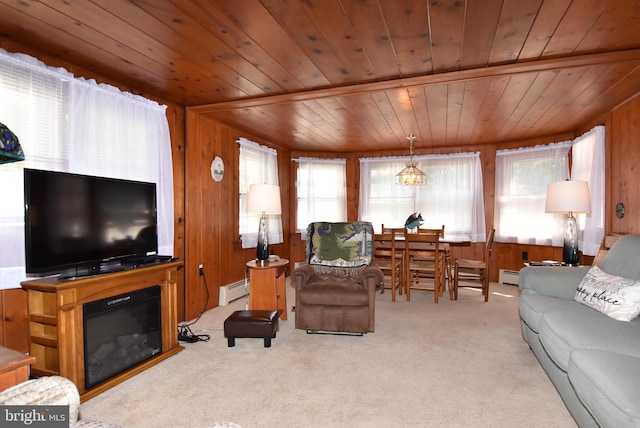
404,227,443,303
415,225,448,298
373,232,403,301
381,224,408,296
453,227,495,301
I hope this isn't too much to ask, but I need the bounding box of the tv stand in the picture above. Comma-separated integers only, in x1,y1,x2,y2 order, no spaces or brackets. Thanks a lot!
21,261,183,401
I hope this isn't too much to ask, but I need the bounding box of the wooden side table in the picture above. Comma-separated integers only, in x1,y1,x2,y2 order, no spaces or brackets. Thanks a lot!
246,259,289,320
0,346,35,392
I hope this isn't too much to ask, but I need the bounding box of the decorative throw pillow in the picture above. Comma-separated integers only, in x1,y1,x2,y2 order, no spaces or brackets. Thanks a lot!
575,266,640,321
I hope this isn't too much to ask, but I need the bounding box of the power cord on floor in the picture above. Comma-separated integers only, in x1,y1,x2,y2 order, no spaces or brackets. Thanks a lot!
177,265,211,343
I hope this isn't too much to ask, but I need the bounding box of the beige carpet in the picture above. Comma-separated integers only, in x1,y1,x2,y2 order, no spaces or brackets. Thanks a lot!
80,281,577,428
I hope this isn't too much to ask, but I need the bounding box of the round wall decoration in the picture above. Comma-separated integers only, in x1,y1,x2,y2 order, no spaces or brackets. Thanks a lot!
211,156,224,182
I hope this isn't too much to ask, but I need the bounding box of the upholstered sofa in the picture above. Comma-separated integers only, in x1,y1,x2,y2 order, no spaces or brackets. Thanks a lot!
291,221,383,334
518,234,640,428
0,375,119,427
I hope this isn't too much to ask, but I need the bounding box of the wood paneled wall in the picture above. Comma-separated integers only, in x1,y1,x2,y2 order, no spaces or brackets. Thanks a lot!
609,92,640,234
183,112,291,321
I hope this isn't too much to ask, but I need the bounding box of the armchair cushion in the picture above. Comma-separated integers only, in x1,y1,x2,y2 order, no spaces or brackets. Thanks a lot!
306,222,374,277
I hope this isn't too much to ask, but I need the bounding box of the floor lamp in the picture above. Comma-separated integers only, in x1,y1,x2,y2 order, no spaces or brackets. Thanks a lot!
545,180,591,266
247,183,282,262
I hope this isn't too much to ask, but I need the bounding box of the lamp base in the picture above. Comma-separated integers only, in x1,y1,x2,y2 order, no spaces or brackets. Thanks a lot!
563,213,579,266
256,212,269,261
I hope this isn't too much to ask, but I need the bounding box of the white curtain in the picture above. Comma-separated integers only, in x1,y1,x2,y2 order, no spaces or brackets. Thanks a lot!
0,48,173,289
359,152,486,242
495,142,571,245
68,79,174,257
359,156,417,230
295,158,347,237
571,126,606,256
238,137,283,248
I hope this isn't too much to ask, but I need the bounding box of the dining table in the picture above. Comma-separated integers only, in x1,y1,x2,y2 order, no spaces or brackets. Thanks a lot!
373,232,471,300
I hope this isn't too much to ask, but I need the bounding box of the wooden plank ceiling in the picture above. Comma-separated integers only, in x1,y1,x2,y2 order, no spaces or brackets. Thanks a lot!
1,0,640,152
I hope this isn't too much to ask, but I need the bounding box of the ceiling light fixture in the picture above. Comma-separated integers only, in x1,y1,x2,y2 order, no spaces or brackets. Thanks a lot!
396,134,426,186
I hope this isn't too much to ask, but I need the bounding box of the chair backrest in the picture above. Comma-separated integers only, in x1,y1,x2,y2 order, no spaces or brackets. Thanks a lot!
484,227,495,262
374,232,397,259
416,225,445,236
306,221,375,276
404,227,441,258
381,224,405,237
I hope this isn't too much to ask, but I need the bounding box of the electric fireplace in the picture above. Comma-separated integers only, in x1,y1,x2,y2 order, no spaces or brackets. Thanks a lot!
83,285,162,390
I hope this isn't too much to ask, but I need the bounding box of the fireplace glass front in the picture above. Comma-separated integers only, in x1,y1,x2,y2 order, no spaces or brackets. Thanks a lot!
83,285,162,390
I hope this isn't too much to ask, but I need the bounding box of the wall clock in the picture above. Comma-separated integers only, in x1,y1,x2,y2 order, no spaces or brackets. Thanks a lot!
211,156,224,182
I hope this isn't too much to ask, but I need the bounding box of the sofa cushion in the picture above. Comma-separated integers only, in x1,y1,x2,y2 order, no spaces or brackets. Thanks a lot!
575,266,640,321
568,349,640,428
539,309,640,372
519,294,576,333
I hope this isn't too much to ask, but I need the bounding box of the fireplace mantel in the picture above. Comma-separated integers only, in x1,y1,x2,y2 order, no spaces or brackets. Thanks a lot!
21,261,184,401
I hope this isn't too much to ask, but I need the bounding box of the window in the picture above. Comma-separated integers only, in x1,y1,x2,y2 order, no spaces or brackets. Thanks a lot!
295,158,347,233
359,152,486,241
0,48,173,290
238,137,283,248
494,142,571,245
495,127,605,251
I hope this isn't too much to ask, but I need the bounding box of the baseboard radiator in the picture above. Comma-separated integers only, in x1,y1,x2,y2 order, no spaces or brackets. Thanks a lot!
498,269,520,286
219,280,249,306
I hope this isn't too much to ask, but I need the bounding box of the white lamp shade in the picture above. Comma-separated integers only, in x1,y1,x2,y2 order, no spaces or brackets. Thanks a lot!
247,183,282,214
545,180,591,214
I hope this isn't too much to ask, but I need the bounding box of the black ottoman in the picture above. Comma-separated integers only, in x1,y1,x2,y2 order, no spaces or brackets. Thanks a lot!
224,310,280,347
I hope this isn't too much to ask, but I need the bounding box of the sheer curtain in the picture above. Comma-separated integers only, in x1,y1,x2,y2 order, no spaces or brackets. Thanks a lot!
359,152,486,242
415,152,485,241
238,137,283,248
359,156,419,230
495,142,571,245
295,157,347,236
571,126,605,256
68,79,174,257
0,48,173,289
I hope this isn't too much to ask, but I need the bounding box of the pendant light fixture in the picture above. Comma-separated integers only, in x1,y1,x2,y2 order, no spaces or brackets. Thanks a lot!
395,134,426,186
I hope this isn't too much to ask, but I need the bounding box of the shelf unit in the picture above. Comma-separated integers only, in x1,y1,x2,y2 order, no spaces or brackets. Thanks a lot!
21,261,183,401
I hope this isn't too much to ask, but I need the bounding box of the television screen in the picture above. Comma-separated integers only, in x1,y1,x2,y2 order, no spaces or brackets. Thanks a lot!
24,168,158,276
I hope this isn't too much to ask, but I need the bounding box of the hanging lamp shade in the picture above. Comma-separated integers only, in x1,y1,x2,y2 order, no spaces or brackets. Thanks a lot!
0,122,24,164
396,134,426,186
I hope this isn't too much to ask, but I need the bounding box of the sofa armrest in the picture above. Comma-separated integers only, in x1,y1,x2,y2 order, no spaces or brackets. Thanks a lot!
0,376,80,424
519,265,590,299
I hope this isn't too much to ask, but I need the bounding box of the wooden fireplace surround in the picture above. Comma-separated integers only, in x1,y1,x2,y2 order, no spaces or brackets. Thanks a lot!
21,261,184,401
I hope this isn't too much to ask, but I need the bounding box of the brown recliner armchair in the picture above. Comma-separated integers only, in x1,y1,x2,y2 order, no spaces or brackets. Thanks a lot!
291,221,383,334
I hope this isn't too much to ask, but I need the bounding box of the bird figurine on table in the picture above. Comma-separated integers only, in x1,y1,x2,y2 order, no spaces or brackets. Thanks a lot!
404,212,424,230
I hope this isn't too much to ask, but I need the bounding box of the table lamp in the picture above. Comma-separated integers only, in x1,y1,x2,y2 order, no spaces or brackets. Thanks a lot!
545,180,591,266
247,183,282,261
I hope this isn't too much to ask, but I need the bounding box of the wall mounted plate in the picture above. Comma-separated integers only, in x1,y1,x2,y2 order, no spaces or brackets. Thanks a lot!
211,156,224,182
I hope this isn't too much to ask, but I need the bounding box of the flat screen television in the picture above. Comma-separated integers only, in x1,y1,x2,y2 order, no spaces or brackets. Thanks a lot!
24,168,159,277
